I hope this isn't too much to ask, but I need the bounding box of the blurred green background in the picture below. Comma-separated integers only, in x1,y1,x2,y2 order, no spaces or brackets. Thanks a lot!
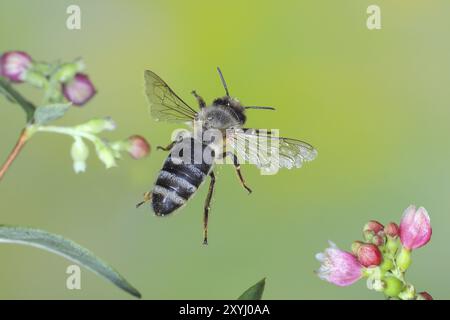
1,0,449,299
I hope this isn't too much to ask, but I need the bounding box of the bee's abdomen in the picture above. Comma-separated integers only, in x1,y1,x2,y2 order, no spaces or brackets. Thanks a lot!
151,143,213,216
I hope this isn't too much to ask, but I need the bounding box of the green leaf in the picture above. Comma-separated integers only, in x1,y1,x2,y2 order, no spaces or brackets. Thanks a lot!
0,77,36,122
34,103,71,124
0,82,16,103
0,225,141,298
238,278,266,300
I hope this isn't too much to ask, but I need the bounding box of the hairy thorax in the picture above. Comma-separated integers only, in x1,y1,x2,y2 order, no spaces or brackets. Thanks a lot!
197,104,246,131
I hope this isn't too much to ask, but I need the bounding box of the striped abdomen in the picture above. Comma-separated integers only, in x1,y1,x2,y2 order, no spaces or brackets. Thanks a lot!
151,138,214,216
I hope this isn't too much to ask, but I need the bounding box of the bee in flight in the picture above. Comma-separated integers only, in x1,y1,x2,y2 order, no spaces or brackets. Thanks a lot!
137,67,317,244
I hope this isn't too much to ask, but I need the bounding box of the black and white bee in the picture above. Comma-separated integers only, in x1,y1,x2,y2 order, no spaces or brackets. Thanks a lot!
137,68,317,244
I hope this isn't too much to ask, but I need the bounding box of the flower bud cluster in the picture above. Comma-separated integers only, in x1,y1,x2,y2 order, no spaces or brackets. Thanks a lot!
1,50,151,175
1,51,95,105
316,205,432,300
68,118,151,173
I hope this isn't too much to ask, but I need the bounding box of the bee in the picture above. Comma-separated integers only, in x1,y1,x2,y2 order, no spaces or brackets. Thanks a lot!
137,67,317,244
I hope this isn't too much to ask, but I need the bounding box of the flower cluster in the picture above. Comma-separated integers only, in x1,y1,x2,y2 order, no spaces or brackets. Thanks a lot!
0,51,150,177
53,118,151,173
0,50,95,106
315,205,433,300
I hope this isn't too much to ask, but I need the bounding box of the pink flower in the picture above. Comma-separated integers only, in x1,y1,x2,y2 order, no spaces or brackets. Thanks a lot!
363,220,384,234
127,135,151,159
371,235,385,246
62,73,96,106
0,51,32,83
351,241,363,255
356,243,382,267
384,222,400,238
399,205,432,250
315,241,363,286
363,220,385,243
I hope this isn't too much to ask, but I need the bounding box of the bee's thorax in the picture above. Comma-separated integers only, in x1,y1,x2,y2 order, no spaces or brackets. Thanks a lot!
197,96,246,130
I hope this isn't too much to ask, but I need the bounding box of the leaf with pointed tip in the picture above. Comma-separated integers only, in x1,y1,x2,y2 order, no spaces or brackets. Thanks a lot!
0,77,36,121
34,103,71,124
0,225,141,298
238,278,266,300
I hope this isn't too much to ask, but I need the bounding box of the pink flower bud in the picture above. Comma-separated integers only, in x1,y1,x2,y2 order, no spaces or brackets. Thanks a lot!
315,241,363,287
384,222,399,238
371,234,385,246
417,292,433,300
363,220,384,234
127,135,151,159
351,241,363,256
356,243,382,267
399,205,432,250
0,51,32,83
363,230,374,242
62,73,96,106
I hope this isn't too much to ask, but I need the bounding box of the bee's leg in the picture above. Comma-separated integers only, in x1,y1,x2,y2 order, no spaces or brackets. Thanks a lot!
136,191,152,208
191,90,206,109
223,152,252,194
203,171,216,245
157,141,176,151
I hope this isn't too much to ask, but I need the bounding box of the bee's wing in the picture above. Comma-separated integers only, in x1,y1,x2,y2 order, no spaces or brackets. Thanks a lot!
226,128,317,173
144,70,198,123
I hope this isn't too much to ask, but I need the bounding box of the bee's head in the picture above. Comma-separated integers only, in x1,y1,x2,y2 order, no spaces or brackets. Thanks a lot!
212,68,246,125
205,67,274,129
213,96,242,109
199,96,245,129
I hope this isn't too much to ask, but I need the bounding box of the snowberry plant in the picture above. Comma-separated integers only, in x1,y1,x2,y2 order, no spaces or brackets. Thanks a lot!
315,205,433,300
0,51,150,180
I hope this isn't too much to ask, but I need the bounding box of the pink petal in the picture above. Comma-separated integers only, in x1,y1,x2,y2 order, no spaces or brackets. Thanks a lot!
62,73,96,106
400,206,432,250
0,51,32,83
316,242,363,287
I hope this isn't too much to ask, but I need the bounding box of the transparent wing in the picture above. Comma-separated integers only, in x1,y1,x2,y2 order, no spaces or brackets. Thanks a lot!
226,128,317,174
144,70,197,123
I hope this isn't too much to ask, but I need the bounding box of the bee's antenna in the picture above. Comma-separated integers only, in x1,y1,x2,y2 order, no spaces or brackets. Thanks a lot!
245,106,276,111
216,67,230,96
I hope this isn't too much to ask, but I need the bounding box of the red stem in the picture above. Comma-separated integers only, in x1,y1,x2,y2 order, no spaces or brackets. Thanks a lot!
0,129,28,181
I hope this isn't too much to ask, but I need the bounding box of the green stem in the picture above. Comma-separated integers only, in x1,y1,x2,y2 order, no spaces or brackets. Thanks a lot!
35,125,118,169
0,77,36,122
34,125,99,144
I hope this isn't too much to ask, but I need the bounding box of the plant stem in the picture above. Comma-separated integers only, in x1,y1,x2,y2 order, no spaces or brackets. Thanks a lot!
0,78,36,122
35,125,99,144
0,128,30,181
0,124,106,181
